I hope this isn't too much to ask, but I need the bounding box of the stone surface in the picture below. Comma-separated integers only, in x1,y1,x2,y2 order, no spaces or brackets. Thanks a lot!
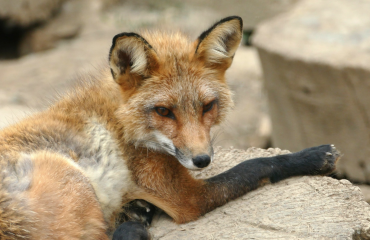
150,147,370,239
358,184,370,204
253,0,370,182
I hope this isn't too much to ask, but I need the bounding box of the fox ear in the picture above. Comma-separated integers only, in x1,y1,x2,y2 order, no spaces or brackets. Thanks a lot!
194,16,243,70
109,33,158,90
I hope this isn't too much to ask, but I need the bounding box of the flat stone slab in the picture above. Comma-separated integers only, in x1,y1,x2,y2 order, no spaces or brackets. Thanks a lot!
150,147,370,239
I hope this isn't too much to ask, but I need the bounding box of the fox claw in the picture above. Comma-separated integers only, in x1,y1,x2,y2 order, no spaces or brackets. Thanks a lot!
313,144,341,175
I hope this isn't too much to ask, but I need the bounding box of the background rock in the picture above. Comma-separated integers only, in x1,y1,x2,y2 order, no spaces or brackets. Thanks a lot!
358,184,370,204
0,0,118,58
253,0,370,183
150,147,370,239
0,0,66,26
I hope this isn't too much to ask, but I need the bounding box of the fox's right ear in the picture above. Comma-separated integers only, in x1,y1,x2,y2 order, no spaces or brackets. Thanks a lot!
109,33,158,91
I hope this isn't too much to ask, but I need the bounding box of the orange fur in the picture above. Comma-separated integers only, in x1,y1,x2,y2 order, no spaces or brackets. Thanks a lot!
0,16,243,238
28,152,107,239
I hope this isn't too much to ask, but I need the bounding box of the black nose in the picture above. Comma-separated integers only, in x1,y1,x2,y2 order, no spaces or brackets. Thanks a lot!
192,155,211,168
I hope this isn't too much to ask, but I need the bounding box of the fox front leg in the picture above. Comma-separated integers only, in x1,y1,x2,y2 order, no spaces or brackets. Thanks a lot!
201,144,340,213
138,144,340,224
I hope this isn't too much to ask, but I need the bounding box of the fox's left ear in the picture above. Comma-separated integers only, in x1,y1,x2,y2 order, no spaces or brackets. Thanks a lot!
194,16,243,71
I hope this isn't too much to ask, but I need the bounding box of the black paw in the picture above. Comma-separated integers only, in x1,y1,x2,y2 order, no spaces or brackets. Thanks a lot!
294,144,341,175
121,200,156,226
319,144,341,174
113,221,150,240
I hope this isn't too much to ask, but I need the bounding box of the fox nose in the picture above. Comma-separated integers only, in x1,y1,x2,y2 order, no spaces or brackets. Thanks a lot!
192,154,211,168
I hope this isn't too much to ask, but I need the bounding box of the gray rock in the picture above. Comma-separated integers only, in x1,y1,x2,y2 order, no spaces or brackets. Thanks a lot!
253,0,370,182
357,184,370,204
0,0,65,26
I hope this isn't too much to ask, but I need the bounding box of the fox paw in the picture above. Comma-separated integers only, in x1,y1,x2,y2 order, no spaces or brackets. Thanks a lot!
320,144,341,174
113,221,150,240
122,200,156,226
295,144,341,175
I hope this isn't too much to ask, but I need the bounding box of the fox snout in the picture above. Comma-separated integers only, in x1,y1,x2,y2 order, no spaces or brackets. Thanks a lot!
174,145,213,170
192,154,211,168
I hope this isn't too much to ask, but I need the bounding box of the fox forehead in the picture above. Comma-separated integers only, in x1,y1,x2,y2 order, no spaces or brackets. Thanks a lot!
140,75,219,106
139,30,196,60
128,30,222,107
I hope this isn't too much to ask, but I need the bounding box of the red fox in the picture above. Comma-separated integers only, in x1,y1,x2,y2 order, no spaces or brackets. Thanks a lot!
0,16,340,239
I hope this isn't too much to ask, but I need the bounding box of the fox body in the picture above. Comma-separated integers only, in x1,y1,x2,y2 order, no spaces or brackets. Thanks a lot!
0,16,340,240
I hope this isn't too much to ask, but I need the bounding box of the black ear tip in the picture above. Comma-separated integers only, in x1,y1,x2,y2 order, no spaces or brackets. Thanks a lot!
220,16,243,30
197,16,243,45
109,32,153,56
109,32,132,60
110,32,140,52
108,32,154,63
223,16,242,22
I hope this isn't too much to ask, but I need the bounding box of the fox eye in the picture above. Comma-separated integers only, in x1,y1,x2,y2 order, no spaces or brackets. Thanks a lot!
155,107,175,119
203,101,215,114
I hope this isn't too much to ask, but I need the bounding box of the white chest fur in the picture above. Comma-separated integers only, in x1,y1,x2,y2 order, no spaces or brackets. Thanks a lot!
78,120,136,221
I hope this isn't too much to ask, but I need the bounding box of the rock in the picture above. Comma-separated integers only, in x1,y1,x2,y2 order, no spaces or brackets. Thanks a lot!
252,0,370,182
182,0,299,29
18,0,83,55
357,184,370,204
0,0,65,26
150,147,370,239
0,0,117,57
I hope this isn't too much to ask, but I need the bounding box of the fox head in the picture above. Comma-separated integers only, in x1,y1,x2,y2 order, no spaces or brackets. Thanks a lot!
109,16,242,170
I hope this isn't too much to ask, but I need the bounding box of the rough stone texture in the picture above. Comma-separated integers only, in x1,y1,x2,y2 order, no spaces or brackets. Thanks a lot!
150,147,370,239
253,0,370,182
